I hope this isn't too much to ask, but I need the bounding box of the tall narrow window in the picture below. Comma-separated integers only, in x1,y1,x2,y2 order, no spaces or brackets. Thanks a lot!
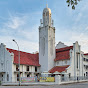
50,38,53,55
2,74,3,81
46,12,48,16
27,74,30,77
84,73,85,77
16,65,19,71
77,54,78,69
17,74,19,81
86,72,87,76
69,73,71,78
43,13,45,17
35,67,37,72
84,58,86,61
7,74,9,81
41,37,45,56
1,63,3,70
26,66,29,71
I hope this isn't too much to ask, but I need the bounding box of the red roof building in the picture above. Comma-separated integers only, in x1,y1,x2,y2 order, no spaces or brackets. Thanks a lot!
7,48,40,66
55,46,73,61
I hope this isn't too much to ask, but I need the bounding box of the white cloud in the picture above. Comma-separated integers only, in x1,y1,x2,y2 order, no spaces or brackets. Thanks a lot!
0,1,88,54
69,32,88,53
0,35,39,53
18,40,39,53
56,27,88,53
86,26,88,30
74,13,82,22
0,12,40,53
4,15,26,29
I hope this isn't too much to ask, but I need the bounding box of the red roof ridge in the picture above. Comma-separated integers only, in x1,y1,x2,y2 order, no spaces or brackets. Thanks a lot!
52,65,69,68
56,46,73,53
84,53,88,55
49,65,69,73
7,48,39,55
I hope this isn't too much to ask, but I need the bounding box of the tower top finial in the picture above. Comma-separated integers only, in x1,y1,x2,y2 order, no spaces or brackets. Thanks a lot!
46,4,48,8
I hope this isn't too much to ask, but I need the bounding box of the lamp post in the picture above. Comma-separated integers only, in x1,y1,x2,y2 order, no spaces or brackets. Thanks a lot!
12,39,20,86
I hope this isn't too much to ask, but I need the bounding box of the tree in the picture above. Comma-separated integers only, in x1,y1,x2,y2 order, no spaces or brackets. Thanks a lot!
66,0,81,10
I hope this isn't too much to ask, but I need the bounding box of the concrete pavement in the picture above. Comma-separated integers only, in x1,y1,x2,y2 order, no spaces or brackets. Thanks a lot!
0,82,88,88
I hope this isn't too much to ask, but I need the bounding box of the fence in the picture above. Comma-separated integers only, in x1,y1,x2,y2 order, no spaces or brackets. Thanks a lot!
61,76,88,82
1,76,55,83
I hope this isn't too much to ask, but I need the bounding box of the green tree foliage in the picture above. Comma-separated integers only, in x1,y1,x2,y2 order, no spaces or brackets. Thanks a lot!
66,0,81,9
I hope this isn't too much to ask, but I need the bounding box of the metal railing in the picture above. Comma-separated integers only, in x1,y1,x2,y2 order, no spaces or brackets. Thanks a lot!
61,76,88,82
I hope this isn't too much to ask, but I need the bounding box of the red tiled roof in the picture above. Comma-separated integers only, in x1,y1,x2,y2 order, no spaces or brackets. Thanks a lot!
49,65,69,73
7,48,40,66
56,46,73,53
54,46,73,61
84,53,88,55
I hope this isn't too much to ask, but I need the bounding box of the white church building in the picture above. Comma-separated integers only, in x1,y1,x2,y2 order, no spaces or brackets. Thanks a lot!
0,6,88,83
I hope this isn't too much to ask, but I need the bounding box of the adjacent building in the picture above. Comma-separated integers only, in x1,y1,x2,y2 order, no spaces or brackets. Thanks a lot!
0,43,40,82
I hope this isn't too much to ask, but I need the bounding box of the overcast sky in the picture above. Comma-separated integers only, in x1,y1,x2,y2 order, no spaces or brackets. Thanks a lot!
0,0,88,53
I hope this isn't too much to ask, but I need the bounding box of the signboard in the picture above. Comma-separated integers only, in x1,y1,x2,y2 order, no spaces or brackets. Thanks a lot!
40,77,55,82
21,77,35,82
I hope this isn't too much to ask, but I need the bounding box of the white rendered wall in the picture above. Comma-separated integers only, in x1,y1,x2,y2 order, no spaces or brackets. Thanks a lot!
0,43,13,82
48,26,55,71
39,27,48,72
0,43,40,82
12,64,40,82
83,55,88,77
55,60,70,66
56,42,67,49
39,26,55,72
67,42,83,79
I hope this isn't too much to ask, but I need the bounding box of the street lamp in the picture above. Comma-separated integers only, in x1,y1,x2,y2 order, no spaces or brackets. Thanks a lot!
12,39,21,86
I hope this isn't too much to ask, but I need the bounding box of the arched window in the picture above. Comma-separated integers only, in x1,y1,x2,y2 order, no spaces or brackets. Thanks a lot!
43,13,45,17
46,12,48,16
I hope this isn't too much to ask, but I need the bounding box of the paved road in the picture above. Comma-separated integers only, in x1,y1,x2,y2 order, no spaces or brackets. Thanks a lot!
0,82,88,88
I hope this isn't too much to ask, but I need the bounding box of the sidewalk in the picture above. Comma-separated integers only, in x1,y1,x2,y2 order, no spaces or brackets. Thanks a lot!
2,82,56,86
1,80,88,86
60,80,88,85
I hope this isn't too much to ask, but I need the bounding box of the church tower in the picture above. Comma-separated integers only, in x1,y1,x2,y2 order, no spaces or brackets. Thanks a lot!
39,6,55,73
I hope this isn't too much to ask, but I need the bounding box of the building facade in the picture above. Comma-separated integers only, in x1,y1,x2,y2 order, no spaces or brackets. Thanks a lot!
0,43,40,82
83,53,88,78
0,6,88,83
39,6,88,80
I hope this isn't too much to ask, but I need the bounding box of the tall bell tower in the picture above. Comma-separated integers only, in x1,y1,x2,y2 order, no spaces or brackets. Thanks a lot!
39,6,55,73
